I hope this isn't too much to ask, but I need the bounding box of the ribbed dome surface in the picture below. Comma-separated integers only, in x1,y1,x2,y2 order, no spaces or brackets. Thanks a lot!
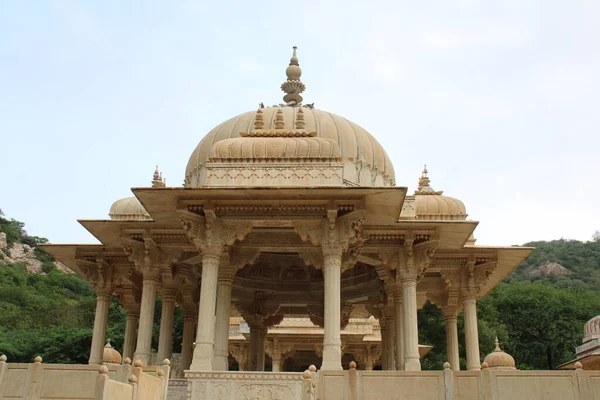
412,166,467,221
211,136,341,160
584,315,600,342
108,197,151,221
185,106,395,187
103,340,122,364
415,195,467,220
484,339,516,370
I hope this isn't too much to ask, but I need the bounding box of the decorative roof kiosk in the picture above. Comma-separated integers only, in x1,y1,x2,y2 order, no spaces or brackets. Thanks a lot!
40,48,534,391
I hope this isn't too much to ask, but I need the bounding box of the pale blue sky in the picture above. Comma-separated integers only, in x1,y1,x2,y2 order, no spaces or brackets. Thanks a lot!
1,0,598,246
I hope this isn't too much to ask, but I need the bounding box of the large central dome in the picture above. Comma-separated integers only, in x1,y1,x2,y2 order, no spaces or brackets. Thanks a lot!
184,48,396,188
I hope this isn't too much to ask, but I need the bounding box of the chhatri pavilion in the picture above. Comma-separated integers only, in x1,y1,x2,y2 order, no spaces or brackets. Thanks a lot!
28,47,561,400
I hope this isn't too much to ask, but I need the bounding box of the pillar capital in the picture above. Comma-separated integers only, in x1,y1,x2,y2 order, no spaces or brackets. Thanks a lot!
397,235,438,282
442,307,460,320
352,345,381,371
160,286,178,301
179,211,252,255
122,233,182,272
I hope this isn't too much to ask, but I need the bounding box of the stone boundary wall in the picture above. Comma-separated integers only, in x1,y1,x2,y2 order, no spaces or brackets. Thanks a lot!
317,364,600,400
0,356,171,400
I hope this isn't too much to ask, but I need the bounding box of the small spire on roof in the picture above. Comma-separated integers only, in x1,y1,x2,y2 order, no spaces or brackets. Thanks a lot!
152,166,166,188
275,108,285,130
295,107,305,130
414,164,443,195
104,338,112,348
254,106,264,130
281,46,306,105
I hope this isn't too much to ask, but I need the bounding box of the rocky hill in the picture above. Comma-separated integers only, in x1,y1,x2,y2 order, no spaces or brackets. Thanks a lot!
529,261,571,277
0,232,70,274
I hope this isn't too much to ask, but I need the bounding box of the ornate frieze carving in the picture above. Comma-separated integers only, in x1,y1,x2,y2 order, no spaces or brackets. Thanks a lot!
203,163,344,187
214,204,328,219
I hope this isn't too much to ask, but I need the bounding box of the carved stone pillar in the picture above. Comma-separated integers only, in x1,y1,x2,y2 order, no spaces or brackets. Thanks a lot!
384,304,396,370
89,291,111,365
322,247,343,370
393,288,404,370
121,287,140,362
443,308,460,371
379,317,388,370
133,271,159,365
213,269,234,371
402,277,420,371
266,338,289,372
123,310,139,362
179,285,198,376
157,290,177,362
248,322,265,371
180,313,196,375
271,353,282,372
258,327,267,371
229,344,248,371
463,297,481,371
191,251,221,371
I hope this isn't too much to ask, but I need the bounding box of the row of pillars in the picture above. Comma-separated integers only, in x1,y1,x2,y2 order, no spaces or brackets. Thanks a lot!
88,281,198,369
380,291,481,371
88,252,482,372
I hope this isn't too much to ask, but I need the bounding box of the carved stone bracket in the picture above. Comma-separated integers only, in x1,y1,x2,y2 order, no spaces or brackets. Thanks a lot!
352,345,382,370
236,291,282,328
229,343,248,369
118,285,141,315
228,246,261,271
298,248,323,270
395,234,439,282
179,211,252,256
121,233,182,278
462,256,498,298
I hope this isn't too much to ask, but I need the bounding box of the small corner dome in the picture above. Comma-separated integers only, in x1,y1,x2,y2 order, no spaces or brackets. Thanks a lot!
584,315,600,342
109,197,151,221
483,338,516,370
413,166,467,221
103,340,122,365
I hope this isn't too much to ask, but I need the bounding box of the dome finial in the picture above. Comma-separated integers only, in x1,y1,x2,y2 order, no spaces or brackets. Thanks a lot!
152,166,165,188
281,46,306,105
494,337,501,352
415,164,443,195
290,46,299,66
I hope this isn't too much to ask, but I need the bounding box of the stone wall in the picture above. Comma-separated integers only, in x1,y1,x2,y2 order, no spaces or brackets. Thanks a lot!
0,356,170,400
317,365,600,400
181,364,600,400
